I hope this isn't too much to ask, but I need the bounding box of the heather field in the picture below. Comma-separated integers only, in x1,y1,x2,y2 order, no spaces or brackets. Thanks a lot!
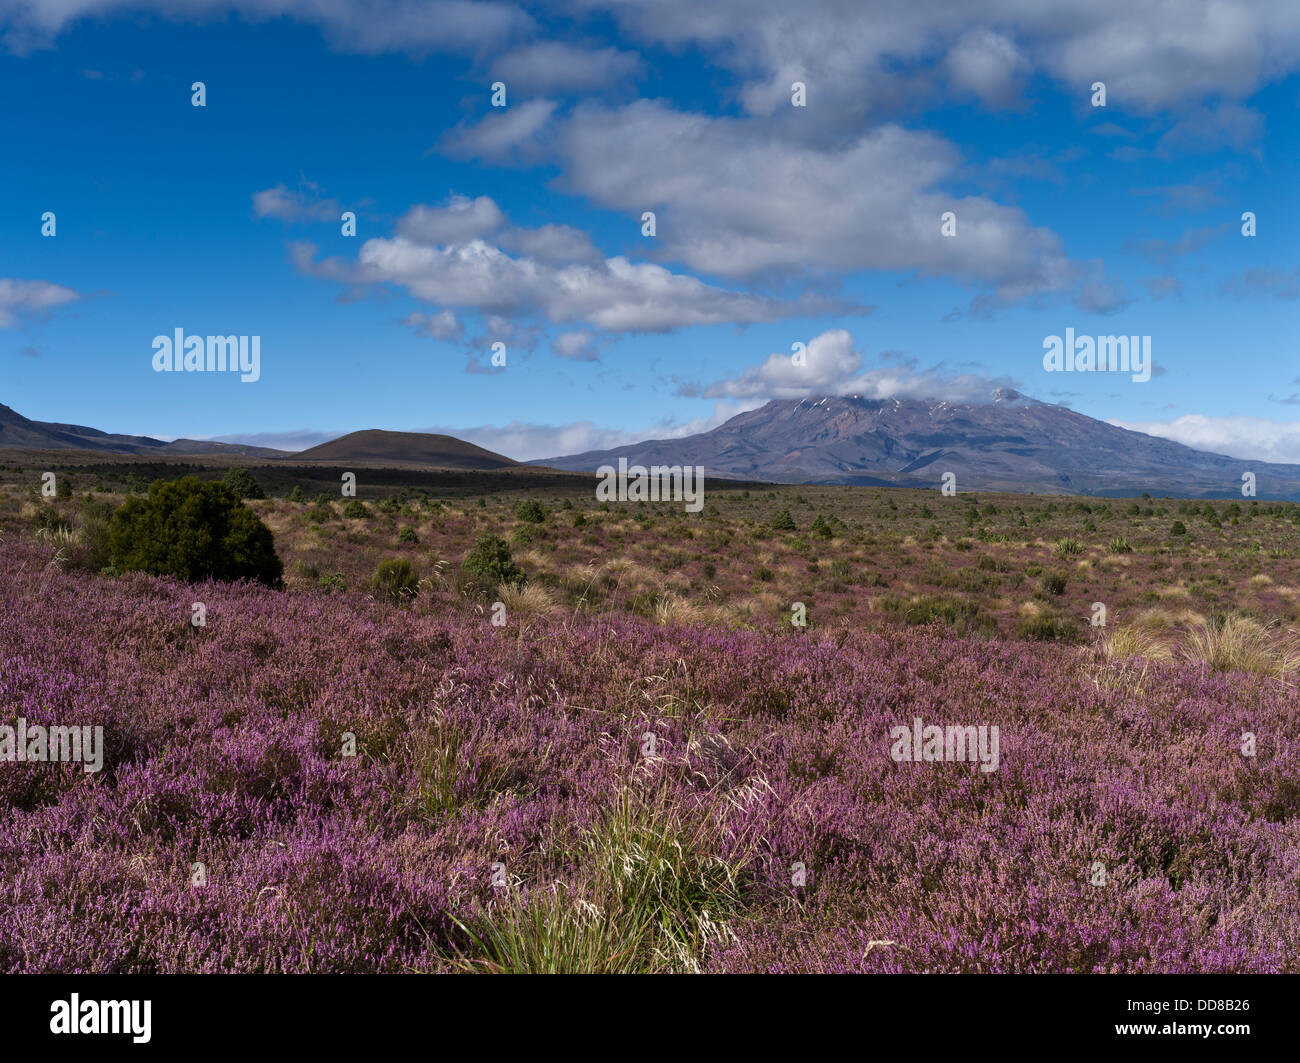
3,473,1300,973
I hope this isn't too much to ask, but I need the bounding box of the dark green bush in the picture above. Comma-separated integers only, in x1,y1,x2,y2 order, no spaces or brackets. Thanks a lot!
462,534,525,595
514,499,547,523
223,468,266,500
107,476,282,586
1042,572,1068,596
371,558,419,603
769,509,796,531
397,526,419,544
342,500,369,519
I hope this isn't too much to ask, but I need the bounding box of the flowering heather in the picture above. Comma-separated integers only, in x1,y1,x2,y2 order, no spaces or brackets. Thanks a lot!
1,533,1297,974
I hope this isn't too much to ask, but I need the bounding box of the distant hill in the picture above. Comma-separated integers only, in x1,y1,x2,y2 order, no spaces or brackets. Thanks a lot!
291,429,518,470
535,390,1300,500
0,402,286,457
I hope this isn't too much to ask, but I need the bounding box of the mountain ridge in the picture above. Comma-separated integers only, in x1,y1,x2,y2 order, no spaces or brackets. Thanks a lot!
534,390,1300,500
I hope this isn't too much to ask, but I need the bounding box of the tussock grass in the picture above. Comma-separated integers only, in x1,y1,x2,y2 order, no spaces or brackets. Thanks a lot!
1179,615,1300,682
450,785,747,973
496,580,556,616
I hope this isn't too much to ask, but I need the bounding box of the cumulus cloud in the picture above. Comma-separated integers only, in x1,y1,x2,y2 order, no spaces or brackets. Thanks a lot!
1113,414,1300,464
577,0,1300,118
945,28,1027,108
0,278,79,327
550,100,1074,300
698,328,1018,403
292,194,847,334
396,196,505,244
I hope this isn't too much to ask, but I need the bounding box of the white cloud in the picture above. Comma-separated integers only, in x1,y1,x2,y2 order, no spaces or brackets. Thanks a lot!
550,100,1074,297
551,330,598,360
440,99,557,165
293,195,835,334
396,196,506,244
945,28,1027,108
0,278,79,327
1113,414,1300,464
488,41,642,93
1,1,532,56
422,401,760,460
252,184,340,223
700,327,1018,402
401,308,463,341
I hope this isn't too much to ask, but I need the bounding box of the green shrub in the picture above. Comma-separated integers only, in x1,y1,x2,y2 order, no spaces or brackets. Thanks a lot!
514,499,547,523
1107,537,1133,553
769,509,796,531
1055,537,1083,556
810,515,834,539
463,535,525,595
223,467,266,500
1171,520,1187,536
755,565,774,582
572,511,587,527
55,475,73,499
287,485,307,503
371,558,419,603
1042,572,1068,596
317,573,346,593
107,476,282,587
342,500,369,519
308,502,335,523
398,526,419,544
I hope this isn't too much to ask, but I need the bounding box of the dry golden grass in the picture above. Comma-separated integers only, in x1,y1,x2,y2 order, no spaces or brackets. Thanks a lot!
653,594,705,627
1102,624,1175,662
496,580,557,617
1179,615,1300,682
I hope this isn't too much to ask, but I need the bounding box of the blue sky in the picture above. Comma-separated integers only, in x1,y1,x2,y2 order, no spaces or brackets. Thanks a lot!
2,1,1298,461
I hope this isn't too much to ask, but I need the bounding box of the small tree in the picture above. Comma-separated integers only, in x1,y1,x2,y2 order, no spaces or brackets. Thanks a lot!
462,534,525,595
107,476,282,586
514,499,546,523
223,468,266,500
769,508,796,531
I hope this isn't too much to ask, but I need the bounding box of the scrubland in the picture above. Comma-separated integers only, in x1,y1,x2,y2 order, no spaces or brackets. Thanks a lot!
2,468,1298,972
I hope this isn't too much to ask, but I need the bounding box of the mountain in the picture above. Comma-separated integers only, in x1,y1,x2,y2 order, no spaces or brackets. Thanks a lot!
0,403,287,457
535,390,1300,499
291,429,518,470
